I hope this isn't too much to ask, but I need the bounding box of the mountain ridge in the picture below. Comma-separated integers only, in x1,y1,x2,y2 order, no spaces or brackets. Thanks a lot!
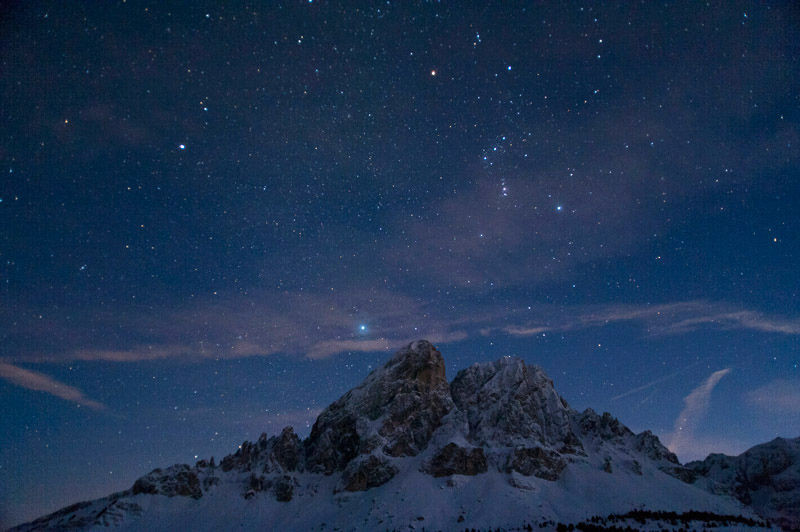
8,340,797,531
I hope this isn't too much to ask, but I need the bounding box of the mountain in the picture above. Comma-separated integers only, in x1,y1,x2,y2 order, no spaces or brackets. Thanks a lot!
8,340,788,531
684,437,800,531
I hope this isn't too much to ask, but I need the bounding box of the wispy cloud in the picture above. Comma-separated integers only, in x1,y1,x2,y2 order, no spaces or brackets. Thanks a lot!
307,338,394,360
306,331,468,360
746,379,800,414
3,293,798,366
496,301,800,339
500,325,554,337
659,310,800,336
4,289,471,364
666,368,731,461
0,362,106,410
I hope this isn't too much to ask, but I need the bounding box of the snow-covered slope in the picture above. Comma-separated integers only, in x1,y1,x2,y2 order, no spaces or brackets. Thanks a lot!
9,340,783,532
685,437,800,531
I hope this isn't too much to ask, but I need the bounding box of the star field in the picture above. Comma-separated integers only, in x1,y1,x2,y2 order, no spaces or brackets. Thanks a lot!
1,1,798,527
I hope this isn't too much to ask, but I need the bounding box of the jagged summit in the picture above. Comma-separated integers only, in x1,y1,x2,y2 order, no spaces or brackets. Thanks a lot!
368,338,448,395
11,340,791,532
451,355,576,449
305,339,453,478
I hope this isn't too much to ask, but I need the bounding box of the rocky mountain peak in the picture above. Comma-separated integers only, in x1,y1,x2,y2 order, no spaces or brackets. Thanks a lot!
450,355,577,449
305,340,453,475
382,339,447,391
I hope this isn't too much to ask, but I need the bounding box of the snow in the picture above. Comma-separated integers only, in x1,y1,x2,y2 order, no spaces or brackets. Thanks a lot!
12,456,760,532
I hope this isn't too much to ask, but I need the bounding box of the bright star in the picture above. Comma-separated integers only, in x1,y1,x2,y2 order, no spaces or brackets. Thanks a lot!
359,324,367,332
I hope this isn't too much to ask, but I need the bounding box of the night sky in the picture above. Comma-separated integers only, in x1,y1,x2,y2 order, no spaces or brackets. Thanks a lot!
1,1,799,527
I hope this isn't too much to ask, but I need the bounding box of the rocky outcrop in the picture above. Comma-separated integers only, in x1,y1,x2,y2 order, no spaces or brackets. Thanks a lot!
340,455,399,492
221,437,262,472
132,464,202,499
269,427,303,471
505,447,567,480
577,409,633,442
635,430,679,464
220,426,303,474
662,465,699,484
304,413,361,474
132,426,302,503
422,443,488,477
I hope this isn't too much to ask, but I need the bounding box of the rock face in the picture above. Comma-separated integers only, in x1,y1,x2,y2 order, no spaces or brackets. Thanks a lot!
686,437,800,531
451,357,578,451
11,340,795,532
505,447,567,480
244,473,295,502
340,455,399,492
305,340,453,474
423,442,488,477
131,465,202,499
220,426,303,474
635,430,680,464
577,409,633,442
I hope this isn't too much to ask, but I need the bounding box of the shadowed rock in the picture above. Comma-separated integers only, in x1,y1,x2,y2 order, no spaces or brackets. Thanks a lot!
506,447,567,481
132,465,202,499
340,455,399,492
423,443,488,477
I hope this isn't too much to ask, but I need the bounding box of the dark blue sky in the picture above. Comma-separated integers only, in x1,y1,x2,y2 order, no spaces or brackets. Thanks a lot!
1,1,799,527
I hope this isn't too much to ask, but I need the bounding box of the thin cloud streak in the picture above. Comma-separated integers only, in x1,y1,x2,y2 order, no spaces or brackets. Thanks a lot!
500,325,553,337
0,362,106,410
501,302,800,339
307,331,469,360
661,311,800,336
